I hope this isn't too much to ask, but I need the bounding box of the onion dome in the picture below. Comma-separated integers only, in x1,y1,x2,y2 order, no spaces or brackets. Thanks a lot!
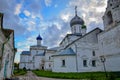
70,15,84,27
36,34,42,40
70,6,84,27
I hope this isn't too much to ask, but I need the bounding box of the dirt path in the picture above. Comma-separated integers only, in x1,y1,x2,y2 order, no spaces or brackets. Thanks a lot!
14,71,73,80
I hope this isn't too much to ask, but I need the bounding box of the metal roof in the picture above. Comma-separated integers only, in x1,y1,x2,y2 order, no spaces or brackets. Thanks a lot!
21,51,30,55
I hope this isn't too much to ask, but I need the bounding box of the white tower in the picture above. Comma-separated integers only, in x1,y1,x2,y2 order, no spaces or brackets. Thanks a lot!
70,6,86,36
36,34,42,46
103,0,120,31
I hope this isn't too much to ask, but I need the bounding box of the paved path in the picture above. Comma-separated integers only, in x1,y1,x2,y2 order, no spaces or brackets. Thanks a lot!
14,71,73,80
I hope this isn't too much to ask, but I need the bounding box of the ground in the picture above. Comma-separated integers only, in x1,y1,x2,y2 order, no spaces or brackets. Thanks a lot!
13,71,72,80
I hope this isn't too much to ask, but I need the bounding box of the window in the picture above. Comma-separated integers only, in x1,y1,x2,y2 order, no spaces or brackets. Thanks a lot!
92,60,96,67
49,64,51,67
107,11,113,25
83,60,87,67
93,51,95,56
74,26,76,33
49,57,51,60
62,60,65,67
36,51,38,53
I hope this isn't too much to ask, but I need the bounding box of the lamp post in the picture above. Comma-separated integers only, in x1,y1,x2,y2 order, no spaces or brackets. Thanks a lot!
100,55,107,78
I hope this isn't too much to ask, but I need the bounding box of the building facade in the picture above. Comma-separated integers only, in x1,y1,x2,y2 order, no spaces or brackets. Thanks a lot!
20,0,120,72
19,35,57,70
0,13,16,79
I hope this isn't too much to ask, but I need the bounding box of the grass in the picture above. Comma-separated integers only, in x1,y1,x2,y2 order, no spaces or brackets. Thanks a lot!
33,70,105,80
32,70,120,80
13,69,27,76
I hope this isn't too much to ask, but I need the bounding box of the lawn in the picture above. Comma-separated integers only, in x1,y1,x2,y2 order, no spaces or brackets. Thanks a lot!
13,69,27,76
33,70,116,80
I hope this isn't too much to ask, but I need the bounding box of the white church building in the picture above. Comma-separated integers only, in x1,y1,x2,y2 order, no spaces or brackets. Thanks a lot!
0,13,17,79
19,0,120,72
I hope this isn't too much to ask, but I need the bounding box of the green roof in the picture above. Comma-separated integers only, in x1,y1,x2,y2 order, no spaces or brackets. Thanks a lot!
82,25,86,29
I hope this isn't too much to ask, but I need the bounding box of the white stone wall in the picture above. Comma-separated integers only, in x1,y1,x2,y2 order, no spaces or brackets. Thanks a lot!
98,25,120,71
19,55,31,69
0,30,15,79
63,28,103,72
44,50,56,70
34,56,44,70
52,55,77,72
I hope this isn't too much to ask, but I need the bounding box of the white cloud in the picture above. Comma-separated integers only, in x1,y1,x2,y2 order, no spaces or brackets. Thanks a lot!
59,0,107,31
27,21,36,31
23,10,31,16
60,12,71,22
44,0,52,7
14,4,22,15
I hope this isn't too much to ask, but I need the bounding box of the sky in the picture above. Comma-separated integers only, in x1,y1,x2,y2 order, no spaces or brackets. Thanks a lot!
0,0,107,63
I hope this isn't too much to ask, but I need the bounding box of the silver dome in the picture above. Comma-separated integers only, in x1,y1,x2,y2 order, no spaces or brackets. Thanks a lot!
70,15,84,27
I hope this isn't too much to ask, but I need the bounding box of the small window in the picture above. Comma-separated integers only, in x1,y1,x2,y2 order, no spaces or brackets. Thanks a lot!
107,11,113,25
36,51,38,53
110,4,112,6
49,57,51,60
49,64,51,67
62,60,65,67
83,60,87,67
92,60,96,67
93,51,95,56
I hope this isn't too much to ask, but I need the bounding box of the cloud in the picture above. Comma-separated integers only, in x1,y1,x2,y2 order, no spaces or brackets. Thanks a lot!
59,0,107,32
14,4,22,15
23,10,31,17
0,0,108,63
44,0,52,7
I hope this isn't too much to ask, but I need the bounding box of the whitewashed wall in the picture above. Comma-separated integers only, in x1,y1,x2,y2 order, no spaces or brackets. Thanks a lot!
44,50,56,70
98,25,120,71
0,31,15,79
52,55,77,72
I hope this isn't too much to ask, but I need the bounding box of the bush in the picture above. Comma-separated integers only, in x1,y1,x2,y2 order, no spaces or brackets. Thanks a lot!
23,67,26,71
108,73,116,80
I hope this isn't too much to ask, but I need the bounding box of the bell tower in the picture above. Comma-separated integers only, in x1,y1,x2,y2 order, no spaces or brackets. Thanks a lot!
103,0,120,31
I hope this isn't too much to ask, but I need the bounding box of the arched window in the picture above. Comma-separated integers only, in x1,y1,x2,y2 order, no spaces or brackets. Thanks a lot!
92,60,96,67
107,11,113,25
93,51,95,56
62,60,65,67
83,60,87,67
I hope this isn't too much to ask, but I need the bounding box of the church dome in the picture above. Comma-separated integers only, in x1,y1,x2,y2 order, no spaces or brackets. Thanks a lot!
70,6,84,27
36,34,42,40
70,15,84,27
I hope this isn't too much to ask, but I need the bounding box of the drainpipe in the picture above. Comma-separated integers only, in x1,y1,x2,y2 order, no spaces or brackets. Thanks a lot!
74,43,78,72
